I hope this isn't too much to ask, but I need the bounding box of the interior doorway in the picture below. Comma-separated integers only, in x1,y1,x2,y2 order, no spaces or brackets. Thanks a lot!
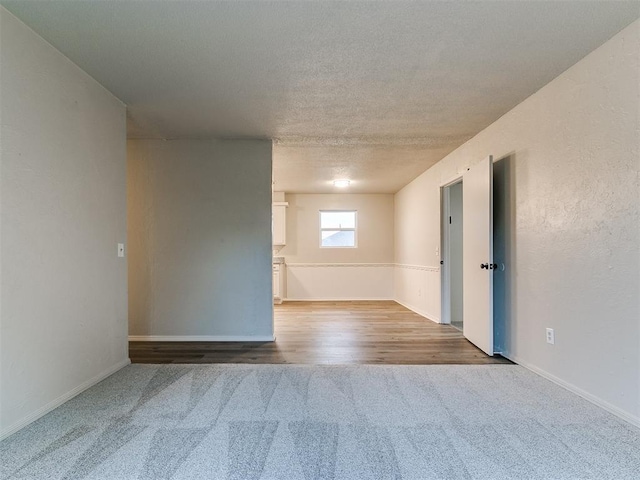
492,155,513,354
440,156,512,357
441,178,464,330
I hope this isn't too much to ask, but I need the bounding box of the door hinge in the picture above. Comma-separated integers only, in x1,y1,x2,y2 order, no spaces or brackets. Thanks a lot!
449,216,452,224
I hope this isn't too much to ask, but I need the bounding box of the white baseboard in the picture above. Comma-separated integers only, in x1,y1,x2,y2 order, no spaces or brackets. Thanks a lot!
128,335,275,342
394,298,440,324
0,358,131,441
504,353,640,429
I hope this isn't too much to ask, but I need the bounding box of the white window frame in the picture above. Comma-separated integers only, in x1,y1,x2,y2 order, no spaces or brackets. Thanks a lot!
319,210,358,248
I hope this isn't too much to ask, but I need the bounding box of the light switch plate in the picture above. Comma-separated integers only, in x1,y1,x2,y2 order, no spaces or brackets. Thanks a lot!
118,243,125,258
546,328,555,345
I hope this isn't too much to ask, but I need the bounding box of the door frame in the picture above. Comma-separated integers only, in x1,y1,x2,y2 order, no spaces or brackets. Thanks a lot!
440,175,463,326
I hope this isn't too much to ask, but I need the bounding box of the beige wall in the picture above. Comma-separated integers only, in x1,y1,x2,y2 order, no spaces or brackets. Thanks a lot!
278,194,393,300
280,193,394,263
1,8,128,438
127,139,273,339
279,194,394,300
394,20,640,424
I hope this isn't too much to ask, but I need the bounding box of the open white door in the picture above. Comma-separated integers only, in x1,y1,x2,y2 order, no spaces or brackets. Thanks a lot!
463,156,494,355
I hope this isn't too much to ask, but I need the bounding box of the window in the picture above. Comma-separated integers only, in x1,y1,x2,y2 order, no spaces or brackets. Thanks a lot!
320,210,357,247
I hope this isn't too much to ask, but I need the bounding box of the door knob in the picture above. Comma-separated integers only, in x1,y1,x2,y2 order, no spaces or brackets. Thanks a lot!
481,263,498,270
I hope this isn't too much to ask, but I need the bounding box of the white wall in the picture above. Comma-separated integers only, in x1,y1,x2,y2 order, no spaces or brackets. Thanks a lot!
394,21,640,424
0,9,128,438
393,179,442,321
127,139,273,340
279,194,394,300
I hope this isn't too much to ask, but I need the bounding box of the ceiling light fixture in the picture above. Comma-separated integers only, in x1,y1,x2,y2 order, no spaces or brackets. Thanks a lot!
333,179,350,188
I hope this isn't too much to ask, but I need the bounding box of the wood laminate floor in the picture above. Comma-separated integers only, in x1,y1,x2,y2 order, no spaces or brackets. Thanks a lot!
129,301,511,364
130,301,511,365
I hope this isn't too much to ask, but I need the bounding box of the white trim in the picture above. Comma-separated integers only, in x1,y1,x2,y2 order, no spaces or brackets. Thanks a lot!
284,298,394,302
394,298,441,324
128,335,276,342
440,172,464,188
394,263,440,272
504,354,640,428
440,183,451,325
287,263,434,269
287,263,395,268
0,358,131,441
272,202,289,207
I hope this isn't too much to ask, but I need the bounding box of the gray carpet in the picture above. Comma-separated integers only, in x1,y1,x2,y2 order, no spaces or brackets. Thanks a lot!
1,364,639,479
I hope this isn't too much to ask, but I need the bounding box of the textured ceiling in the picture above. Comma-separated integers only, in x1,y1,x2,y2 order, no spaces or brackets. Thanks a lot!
2,1,638,193
273,137,464,194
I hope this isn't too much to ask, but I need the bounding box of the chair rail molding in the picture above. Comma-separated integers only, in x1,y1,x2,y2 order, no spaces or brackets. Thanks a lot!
286,263,395,268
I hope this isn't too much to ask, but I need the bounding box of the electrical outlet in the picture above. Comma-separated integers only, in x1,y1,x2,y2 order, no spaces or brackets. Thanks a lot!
546,328,555,345
117,243,125,258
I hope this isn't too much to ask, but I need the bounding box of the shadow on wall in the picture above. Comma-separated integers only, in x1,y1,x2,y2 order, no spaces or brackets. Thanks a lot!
493,153,516,354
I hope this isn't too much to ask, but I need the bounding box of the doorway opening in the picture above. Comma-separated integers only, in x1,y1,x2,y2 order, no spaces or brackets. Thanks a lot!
441,179,464,330
440,156,512,356
492,155,513,354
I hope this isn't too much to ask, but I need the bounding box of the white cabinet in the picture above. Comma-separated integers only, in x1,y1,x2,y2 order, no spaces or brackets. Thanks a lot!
272,202,288,246
273,263,284,304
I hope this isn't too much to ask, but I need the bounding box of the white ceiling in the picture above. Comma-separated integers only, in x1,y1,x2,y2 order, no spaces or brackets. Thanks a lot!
2,1,638,193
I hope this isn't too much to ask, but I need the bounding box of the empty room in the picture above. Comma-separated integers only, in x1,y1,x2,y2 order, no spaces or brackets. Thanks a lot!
1,1,639,479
